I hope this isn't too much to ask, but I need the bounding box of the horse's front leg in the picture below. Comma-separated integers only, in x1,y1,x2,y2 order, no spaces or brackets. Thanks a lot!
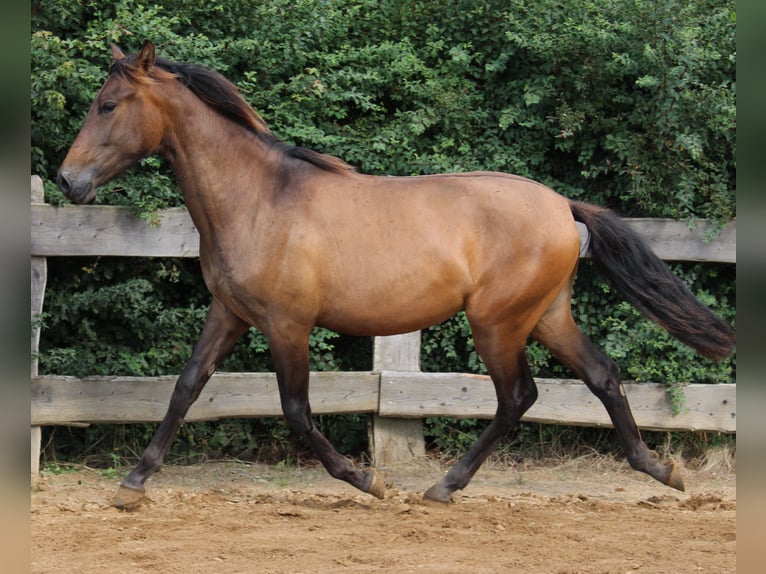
269,327,385,499
112,299,248,509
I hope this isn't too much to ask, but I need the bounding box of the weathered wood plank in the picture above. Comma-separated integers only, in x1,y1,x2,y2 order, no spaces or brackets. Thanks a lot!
372,332,421,372
31,205,199,257
31,176,46,480
622,218,736,263
31,175,44,203
31,426,41,484
31,204,736,263
31,258,46,374
379,372,736,433
31,258,46,479
370,332,425,465
369,417,427,465
32,370,736,432
31,372,379,425
31,175,46,376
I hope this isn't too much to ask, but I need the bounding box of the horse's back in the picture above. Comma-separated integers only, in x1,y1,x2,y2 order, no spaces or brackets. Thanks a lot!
347,170,580,272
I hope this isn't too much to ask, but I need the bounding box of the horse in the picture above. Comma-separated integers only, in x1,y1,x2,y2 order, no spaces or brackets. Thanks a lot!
57,41,735,510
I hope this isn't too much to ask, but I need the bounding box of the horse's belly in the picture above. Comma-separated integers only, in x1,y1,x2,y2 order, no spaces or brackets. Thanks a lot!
317,272,468,336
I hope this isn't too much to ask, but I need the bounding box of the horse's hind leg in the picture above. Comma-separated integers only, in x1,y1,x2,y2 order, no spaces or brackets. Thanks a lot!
424,328,537,503
268,324,385,499
113,299,249,509
532,293,685,491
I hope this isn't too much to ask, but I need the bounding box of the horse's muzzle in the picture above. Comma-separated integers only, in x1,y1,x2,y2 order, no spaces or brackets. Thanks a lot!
56,169,94,204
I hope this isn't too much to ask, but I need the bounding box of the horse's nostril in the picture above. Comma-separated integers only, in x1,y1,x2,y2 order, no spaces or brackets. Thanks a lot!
57,171,72,196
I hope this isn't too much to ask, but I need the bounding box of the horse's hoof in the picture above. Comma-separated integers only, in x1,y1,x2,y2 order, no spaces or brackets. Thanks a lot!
112,484,145,510
365,469,386,499
423,483,454,504
665,461,685,492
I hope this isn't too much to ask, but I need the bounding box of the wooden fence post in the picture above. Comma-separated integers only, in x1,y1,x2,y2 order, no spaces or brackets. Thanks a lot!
31,176,47,482
369,332,425,466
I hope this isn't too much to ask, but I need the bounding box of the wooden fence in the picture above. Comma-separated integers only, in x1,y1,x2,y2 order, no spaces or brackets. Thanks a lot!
30,175,737,476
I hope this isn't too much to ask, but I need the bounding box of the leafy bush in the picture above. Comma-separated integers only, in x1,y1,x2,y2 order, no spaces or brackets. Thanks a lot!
32,0,735,465
33,0,736,222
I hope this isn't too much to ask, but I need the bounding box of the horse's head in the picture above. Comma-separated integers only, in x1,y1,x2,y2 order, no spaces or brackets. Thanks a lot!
57,41,169,203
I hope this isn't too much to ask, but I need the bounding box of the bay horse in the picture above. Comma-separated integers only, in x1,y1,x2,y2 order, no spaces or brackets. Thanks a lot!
57,42,734,509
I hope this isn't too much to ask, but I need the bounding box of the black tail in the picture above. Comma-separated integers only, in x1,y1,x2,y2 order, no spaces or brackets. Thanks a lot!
569,201,735,360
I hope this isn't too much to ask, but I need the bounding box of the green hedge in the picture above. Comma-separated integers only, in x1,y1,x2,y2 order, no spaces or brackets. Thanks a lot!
32,0,735,465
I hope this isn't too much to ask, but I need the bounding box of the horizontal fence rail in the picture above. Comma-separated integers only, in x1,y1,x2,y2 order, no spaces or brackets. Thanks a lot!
31,202,736,262
378,373,735,432
31,373,736,433
30,175,736,474
32,372,381,424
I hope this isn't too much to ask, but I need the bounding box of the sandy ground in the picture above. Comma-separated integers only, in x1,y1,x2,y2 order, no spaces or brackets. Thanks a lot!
31,456,735,573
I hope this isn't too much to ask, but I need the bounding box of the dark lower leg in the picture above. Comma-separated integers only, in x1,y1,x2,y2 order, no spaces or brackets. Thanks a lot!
592,373,684,490
279,399,384,498
113,367,213,509
423,417,511,502
304,423,385,497
537,321,684,491
273,337,384,498
120,368,201,492
113,301,247,508
424,354,537,502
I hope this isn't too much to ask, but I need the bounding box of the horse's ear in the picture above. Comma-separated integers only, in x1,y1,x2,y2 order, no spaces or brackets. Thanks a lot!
111,44,126,61
136,40,156,72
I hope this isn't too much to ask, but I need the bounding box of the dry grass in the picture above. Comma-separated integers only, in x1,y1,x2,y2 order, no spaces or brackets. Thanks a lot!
694,444,737,473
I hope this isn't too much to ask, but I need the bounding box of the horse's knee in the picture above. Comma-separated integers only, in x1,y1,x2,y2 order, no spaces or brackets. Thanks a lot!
168,358,214,408
166,376,201,416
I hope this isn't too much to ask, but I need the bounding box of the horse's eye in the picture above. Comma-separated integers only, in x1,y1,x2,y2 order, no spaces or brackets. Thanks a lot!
100,102,117,114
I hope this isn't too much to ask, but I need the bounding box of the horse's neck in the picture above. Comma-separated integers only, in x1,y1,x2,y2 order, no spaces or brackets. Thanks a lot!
159,99,275,241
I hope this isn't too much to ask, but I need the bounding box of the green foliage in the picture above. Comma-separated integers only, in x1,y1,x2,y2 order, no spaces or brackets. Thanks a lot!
40,258,206,377
424,417,490,456
32,0,735,464
32,0,736,221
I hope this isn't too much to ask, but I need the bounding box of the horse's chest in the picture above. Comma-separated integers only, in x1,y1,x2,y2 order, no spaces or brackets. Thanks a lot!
199,242,316,325
199,246,265,308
